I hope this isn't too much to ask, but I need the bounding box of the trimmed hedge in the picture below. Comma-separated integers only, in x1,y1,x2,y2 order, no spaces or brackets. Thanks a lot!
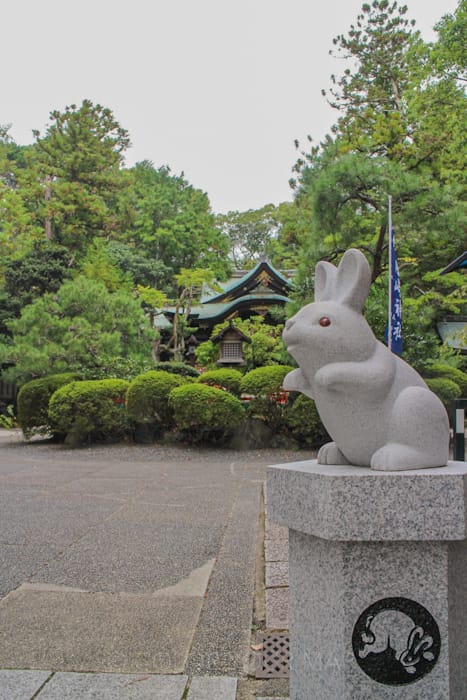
17,373,80,438
197,369,243,396
239,365,294,397
126,370,188,439
48,379,130,446
283,394,329,447
152,361,199,378
425,377,462,407
169,383,245,444
423,363,467,396
240,365,294,429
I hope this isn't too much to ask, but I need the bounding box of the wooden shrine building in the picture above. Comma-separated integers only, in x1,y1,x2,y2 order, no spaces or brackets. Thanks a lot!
156,259,294,346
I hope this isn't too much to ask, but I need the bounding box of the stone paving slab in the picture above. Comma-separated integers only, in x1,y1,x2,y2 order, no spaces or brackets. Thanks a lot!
265,562,289,588
186,675,237,699
265,587,289,630
0,544,62,598
0,670,51,700
0,589,202,673
31,515,223,594
186,481,260,675
35,673,188,699
264,520,289,540
54,476,147,499
0,492,119,547
264,538,288,563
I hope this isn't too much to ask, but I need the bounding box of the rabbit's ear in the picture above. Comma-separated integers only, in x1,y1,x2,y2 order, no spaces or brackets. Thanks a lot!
334,249,371,311
315,261,337,301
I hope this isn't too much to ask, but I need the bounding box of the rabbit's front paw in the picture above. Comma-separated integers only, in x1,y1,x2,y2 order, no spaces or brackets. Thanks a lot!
318,442,350,465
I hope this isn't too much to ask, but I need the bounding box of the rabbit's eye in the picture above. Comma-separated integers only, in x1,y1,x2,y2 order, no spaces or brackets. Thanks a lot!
319,316,331,327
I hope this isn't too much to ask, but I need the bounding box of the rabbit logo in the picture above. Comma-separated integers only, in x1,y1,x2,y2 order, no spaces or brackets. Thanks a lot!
283,248,450,470
352,597,441,685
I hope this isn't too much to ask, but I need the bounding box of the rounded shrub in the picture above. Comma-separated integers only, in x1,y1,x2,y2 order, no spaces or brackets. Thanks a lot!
126,370,188,440
239,365,294,397
152,361,199,378
283,395,329,447
239,365,294,430
423,363,467,397
197,369,243,396
425,377,462,407
48,379,130,446
17,373,80,438
169,383,245,444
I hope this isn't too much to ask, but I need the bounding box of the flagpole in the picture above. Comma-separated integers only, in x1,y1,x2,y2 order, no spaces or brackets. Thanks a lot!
388,195,393,353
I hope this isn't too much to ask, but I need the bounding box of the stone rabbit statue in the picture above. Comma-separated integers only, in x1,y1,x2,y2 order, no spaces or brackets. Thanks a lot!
283,248,449,470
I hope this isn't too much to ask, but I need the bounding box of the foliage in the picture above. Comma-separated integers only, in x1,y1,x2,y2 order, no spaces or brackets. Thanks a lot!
197,369,243,396
151,361,200,378
3,241,71,306
196,316,290,371
169,383,245,444
433,0,467,84
17,372,79,437
289,0,467,369
239,365,294,397
425,377,462,407
0,276,155,383
283,394,329,447
106,241,170,289
0,404,17,429
422,363,467,396
31,100,129,251
163,268,219,361
75,356,156,381
48,378,129,446
114,161,230,286
215,202,303,270
126,371,188,437
0,241,72,336
78,239,130,292
240,365,294,430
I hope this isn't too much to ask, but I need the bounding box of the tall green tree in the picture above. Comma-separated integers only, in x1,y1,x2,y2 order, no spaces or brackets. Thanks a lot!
290,0,466,365
115,161,230,288
30,100,130,252
0,276,155,382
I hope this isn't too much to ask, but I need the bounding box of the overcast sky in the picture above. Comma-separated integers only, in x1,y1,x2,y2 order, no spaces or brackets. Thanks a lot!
2,0,459,213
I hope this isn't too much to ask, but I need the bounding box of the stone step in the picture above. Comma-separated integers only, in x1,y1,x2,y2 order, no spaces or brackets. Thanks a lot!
0,671,238,700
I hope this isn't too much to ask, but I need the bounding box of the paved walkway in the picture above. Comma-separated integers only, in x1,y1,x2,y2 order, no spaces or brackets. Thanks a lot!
0,430,306,699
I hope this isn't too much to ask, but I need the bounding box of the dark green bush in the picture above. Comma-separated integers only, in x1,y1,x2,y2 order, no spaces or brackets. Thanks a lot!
48,379,130,446
283,394,329,447
17,373,80,438
76,356,155,381
152,361,200,378
126,370,188,440
197,369,243,396
423,363,467,396
239,365,294,429
239,365,294,397
425,377,462,407
169,383,245,444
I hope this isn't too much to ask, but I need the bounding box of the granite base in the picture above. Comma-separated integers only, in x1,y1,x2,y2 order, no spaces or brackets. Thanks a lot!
267,460,467,700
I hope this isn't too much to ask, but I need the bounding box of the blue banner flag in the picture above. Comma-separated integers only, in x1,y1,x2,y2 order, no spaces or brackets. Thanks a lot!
385,196,402,355
387,226,403,355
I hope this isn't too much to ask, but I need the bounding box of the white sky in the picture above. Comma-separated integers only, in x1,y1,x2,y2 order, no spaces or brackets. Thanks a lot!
2,0,459,214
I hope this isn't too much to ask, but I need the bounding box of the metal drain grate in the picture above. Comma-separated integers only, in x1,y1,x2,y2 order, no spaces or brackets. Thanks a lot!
255,634,290,678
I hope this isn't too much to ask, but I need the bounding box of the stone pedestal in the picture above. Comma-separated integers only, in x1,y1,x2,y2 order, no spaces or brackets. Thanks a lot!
266,460,467,700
